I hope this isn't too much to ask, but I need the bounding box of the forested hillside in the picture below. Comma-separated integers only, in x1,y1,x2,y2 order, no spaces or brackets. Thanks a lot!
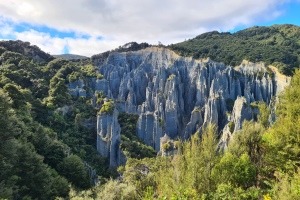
170,24,300,75
0,39,157,199
1,24,300,200
0,41,112,199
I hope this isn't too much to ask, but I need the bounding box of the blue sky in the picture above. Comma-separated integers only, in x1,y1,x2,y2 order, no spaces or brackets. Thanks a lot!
0,0,299,56
231,1,300,32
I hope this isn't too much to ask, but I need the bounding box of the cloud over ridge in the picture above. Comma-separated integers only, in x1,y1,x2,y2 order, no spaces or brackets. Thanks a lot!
0,0,296,56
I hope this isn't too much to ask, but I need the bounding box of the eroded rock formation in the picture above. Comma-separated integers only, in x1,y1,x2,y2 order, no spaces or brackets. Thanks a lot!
96,109,124,167
69,47,290,165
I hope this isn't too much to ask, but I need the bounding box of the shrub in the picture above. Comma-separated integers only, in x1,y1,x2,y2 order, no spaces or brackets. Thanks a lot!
68,71,81,83
162,141,172,151
99,100,114,114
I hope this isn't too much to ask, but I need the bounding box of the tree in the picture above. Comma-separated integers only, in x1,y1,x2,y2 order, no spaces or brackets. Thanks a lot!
58,155,91,189
228,122,264,167
257,102,271,128
272,168,300,200
0,89,69,199
263,70,300,174
3,83,27,109
46,76,71,107
155,124,219,198
212,153,256,188
0,89,18,140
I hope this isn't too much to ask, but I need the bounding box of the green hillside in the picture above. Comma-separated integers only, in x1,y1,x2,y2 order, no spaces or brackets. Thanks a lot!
170,24,300,75
0,40,156,199
1,25,300,199
0,41,108,199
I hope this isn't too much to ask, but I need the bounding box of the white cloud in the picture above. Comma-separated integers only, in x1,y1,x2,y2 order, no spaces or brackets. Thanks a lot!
14,29,122,56
0,17,14,38
0,0,297,56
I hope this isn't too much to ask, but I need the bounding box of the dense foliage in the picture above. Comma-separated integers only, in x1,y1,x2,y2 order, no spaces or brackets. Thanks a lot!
170,24,300,75
0,89,70,199
0,40,157,199
0,41,110,199
1,25,300,199
87,70,300,199
0,40,53,63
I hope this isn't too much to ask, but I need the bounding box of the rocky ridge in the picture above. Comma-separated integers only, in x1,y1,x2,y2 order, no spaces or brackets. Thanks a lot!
68,47,290,166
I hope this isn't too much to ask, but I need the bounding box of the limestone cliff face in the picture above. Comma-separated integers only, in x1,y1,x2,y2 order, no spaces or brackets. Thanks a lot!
75,47,290,158
218,96,258,150
96,109,124,167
